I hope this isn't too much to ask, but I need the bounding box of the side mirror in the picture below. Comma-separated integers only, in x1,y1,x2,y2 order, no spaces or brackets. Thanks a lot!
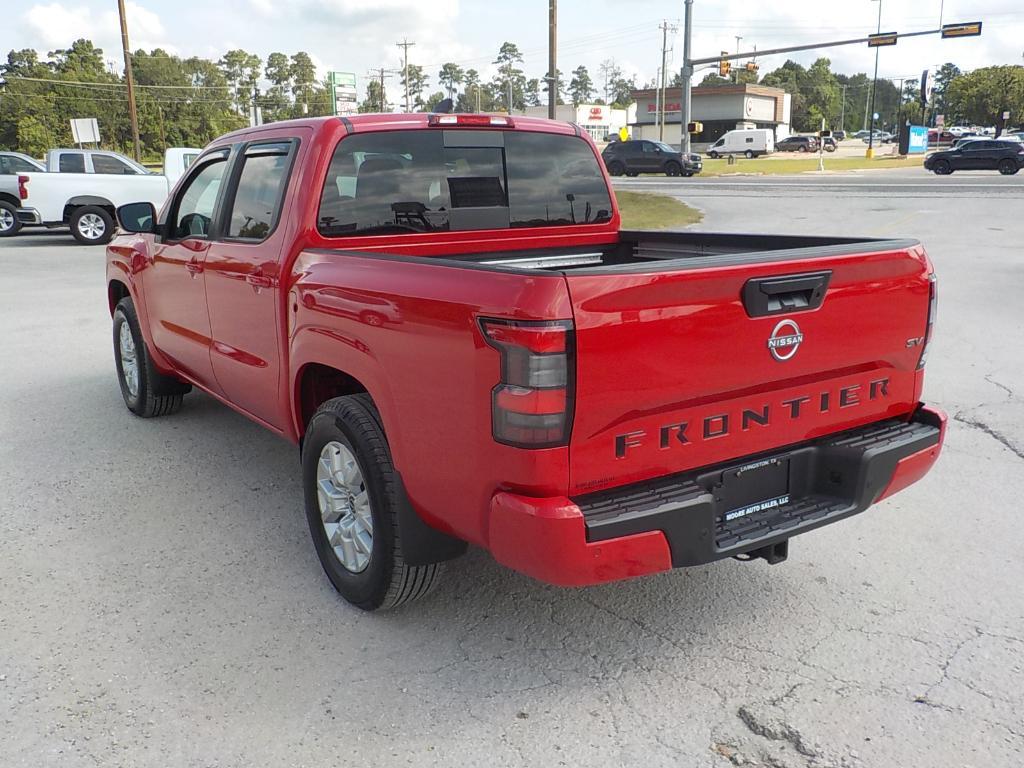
116,201,157,234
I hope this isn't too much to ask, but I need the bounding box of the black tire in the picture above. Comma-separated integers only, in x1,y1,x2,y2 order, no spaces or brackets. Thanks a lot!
744,150,754,159
625,170,639,177
71,205,116,245
798,145,808,152
933,159,952,175
302,394,442,611
0,200,22,237
607,161,625,177
709,151,719,159
664,161,681,177
113,297,190,417
682,171,694,177
998,159,1018,176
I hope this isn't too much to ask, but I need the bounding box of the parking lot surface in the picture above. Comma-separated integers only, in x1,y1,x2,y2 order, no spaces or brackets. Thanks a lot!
3,168,1023,768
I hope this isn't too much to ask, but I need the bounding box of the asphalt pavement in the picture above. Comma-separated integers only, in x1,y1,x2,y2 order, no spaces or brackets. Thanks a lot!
2,167,1023,768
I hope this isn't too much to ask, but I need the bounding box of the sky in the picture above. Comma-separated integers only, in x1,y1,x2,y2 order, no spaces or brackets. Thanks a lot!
3,0,1023,100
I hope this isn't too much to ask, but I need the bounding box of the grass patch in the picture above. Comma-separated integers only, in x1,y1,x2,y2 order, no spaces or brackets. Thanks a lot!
616,190,703,230
701,155,924,176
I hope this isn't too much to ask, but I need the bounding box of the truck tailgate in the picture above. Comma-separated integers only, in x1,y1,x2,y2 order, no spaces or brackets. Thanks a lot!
564,244,932,495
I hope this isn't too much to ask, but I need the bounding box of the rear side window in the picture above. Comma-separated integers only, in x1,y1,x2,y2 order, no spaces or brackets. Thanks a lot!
318,129,611,237
92,154,137,174
226,143,293,240
58,153,85,173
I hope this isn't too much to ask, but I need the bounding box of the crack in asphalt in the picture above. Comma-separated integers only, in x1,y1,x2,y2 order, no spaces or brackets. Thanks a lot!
736,704,818,759
953,412,1024,461
984,375,1016,399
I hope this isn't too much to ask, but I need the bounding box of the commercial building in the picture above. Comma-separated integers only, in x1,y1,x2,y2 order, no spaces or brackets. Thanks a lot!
629,84,792,148
522,103,631,143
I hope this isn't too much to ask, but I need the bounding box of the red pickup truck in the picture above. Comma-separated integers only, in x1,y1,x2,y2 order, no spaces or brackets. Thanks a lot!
106,113,944,610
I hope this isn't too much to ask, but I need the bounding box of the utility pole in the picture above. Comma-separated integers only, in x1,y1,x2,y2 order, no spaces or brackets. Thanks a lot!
548,0,557,119
117,0,141,162
658,21,677,141
396,39,415,112
867,0,883,156
367,68,397,112
840,83,848,131
734,35,743,83
679,0,694,154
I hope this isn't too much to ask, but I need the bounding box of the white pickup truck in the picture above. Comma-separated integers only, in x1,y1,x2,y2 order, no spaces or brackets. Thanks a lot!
0,147,200,244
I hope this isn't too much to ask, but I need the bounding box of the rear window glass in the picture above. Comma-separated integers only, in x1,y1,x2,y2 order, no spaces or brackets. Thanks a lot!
58,153,85,173
318,129,612,237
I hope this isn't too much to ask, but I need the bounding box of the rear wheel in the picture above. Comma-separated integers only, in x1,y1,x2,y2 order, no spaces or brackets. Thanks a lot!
113,297,190,417
302,394,442,611
607,161,625,177
664,161,681,177
998,159,1018,176
744,150,754,159
708,151,719,159
71,205,116,245
0,200,21,237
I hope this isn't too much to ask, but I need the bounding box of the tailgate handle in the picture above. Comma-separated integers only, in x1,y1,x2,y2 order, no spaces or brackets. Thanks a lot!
742,270,831,317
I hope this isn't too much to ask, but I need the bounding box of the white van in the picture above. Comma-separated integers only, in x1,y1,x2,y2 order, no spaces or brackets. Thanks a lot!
706,129,774,158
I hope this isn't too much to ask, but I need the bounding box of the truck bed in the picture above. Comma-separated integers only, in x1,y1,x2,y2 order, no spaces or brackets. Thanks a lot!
362,231,918,273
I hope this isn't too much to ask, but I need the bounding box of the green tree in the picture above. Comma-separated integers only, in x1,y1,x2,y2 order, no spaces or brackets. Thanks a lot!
359,78,385,112
699,73,732,87
263,52,292,122
945,65,1024,127
218,49,262,113
607,73,636,109
932,62,962,120
542,68,564,106
492,42,526,111
438,62,464,100
568,65,594,106
290,51,317,114
400,64,428,110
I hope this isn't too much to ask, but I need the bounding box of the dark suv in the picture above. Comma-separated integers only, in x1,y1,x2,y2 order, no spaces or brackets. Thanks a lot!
924,140,1024,175
776,136,818,153
602,140,702,177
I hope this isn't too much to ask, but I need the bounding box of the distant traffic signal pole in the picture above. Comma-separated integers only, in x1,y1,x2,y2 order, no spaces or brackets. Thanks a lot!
676,6,981,155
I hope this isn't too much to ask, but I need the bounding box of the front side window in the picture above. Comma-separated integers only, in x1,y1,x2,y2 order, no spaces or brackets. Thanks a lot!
58,153,85,173
317,129,612,236
170,157,227,239
226,144,292,240
92,154,137,175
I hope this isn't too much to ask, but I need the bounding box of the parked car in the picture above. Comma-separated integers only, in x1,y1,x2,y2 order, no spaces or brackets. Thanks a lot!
822,137,837,152
5,147,200,243
602,140,702,177
0,151,46,175
851,130,872,139
927,129,955,145
106,113,944,611
776,136,818,152
832,130,846,141
704,128,774,158
924,139,1024,175
862,131,894,144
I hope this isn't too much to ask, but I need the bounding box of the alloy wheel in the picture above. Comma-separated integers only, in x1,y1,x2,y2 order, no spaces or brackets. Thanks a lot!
316,441,373,573
77,213,106,241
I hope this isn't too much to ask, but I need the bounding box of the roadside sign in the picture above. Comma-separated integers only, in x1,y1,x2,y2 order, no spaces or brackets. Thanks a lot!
618,126,628,142
330,71,357,116
873,112,879,120
920,70,932,107
941,22,982,38
868,32,898,47
907,125,928,154
1003,111,1011,120
70,118,100,145
936,114,945,126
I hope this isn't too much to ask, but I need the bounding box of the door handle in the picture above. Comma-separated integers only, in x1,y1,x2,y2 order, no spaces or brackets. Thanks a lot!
246,271,272,289
185,258,204,275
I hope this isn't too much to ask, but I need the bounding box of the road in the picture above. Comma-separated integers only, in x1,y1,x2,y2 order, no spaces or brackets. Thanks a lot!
2,168,1023,768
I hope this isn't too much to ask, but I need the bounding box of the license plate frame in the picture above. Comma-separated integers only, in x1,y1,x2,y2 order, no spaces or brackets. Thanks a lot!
718,457,791,523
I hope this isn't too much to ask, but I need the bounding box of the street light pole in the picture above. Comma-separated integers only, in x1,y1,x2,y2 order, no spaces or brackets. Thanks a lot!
679,0,694,154
867,0,883,156
734,36,742,83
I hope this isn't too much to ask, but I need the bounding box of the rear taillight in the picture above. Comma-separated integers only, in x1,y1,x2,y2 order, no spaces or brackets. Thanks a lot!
17,175,29,200
480,318,573,448
428,114,514,128
918,273,937,369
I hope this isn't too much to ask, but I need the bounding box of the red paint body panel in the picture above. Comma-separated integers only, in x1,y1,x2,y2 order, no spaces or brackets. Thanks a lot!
104,114,944,587
876,406,947,502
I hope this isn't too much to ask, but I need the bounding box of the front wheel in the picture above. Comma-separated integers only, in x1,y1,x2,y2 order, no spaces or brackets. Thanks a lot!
998,159,1018,176
302,394,442,611
113,297,190,417
0,200,22,237
798,145,808,152
71,205,116,245
664,161,681,177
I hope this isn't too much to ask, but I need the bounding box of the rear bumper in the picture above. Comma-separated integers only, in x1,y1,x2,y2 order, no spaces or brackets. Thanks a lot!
488,405,945,586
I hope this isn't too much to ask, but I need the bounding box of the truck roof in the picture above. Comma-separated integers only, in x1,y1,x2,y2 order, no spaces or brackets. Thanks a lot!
214,113,581,144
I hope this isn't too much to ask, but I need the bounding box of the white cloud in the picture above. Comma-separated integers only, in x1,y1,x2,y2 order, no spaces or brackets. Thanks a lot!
22,3,99,50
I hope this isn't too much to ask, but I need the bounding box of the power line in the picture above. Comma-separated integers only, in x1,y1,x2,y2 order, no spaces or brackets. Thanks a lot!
4,75,234,90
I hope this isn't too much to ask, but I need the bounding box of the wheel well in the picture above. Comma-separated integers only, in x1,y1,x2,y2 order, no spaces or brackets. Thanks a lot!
108,280,129,316
0,192,19,208
64,197,115,223
296,364,369,434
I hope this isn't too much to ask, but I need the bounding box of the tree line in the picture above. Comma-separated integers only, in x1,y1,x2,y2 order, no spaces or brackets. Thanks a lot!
1,38,1021,161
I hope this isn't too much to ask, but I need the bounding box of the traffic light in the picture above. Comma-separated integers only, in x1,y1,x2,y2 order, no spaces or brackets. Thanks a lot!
745,61,759,73
719,52,731,78
687,121,703,134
